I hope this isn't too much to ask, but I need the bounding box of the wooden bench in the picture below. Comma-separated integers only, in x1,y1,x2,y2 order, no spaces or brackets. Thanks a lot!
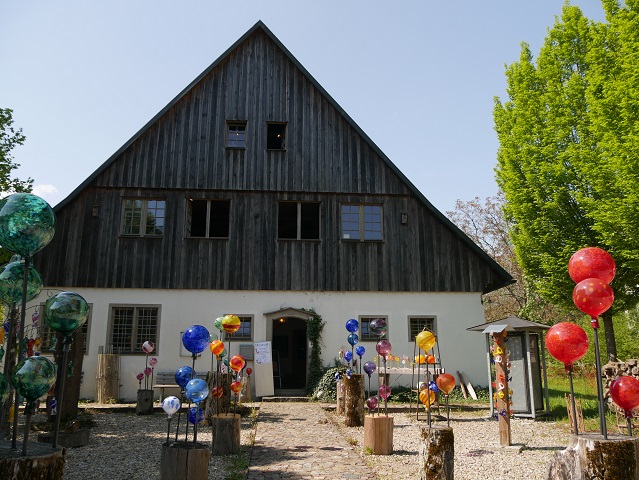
153,371,208,400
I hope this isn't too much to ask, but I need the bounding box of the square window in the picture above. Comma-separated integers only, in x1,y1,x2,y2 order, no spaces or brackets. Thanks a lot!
360,316,388,341
408,316,436,342
222,316,253,341
227,122,247,148
187,199,230,238
341,204,382,241
267,123,286,150
109,305,160,354
278,202,320,240
122,198,165,237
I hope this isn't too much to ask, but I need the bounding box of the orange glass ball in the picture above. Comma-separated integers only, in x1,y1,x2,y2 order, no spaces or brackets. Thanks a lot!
209,340,224,356
230,381,242,394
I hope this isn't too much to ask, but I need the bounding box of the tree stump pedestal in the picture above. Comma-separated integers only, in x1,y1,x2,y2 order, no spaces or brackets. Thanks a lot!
363,415,393,454
136,389,154,415
419,425,454,480
547,433,639,480
344,374,364,427
336,379,345,414
160,442,209,480
210,413,240,455
0,441,66,480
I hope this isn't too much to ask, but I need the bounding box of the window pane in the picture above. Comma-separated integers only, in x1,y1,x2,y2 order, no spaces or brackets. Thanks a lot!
146,200,165,235
209,200,230,238
227,123,246,148
300,203,320,240
123,200,142,235
112,308,134,353
409,317,435,341
278,202,298,239
189,200,208,237
223,316,252,340
135,308,159,351
267,123,286,150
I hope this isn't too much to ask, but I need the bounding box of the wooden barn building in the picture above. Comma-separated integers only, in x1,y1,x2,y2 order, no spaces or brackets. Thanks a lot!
31,21,512,401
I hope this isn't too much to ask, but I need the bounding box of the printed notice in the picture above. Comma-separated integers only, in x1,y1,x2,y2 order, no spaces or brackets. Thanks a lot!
254,341,272,364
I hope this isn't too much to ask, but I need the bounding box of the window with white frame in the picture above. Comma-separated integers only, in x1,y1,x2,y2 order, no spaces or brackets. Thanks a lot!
221,315,253,341
40,304,92,354
108,305,160,354
277,202,320,240
121,198,165,236
227,121,247,148
359,316,388,341
187,199,230,238
408,316,436,342
341,204,382,241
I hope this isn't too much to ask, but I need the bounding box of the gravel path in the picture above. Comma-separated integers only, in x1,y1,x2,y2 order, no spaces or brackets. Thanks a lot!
18,403,569,479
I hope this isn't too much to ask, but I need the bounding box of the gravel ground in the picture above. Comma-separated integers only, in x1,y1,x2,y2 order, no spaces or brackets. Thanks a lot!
14,403,569,479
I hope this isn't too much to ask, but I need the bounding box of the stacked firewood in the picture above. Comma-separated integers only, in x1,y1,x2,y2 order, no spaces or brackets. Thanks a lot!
601,359,639,402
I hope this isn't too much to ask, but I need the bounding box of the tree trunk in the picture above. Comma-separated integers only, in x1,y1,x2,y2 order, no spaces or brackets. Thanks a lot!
0,441,66,480
48,329,85,423
96,353,119,403
547,433,639,480
160,442,210,480
344,374,364,427
203,372,231,426
419,425,454,480
210,413,241,455
364,414,393,454
601,310,617,362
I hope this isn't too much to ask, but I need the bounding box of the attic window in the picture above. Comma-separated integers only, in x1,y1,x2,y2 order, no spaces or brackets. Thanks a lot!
187,199,230,238
341,204,383,241
266,123,286,150
227,122,246,148
278,202,320,240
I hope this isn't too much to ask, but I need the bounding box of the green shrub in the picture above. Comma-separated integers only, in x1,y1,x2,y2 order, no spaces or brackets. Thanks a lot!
312,366,347,402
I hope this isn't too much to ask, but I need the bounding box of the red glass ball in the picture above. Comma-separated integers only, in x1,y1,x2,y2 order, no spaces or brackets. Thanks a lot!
436,373,457,395
545,322,589,367
573,278,614,318
610,376,639,414
568,247,616,284
230,381,242,394
229,355,246,373
376,339,392,357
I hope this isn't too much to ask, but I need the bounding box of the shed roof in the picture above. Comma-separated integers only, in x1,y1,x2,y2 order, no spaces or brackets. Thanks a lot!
467,316,550,333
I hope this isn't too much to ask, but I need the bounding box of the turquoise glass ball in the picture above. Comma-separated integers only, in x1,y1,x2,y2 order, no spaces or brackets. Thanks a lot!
0,193,55,257
44,291,89,335
11,356,57,402
0,260,43,305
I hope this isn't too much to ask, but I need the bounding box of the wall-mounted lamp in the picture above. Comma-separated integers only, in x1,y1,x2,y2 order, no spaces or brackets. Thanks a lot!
92,205,100,218
401,212,407,224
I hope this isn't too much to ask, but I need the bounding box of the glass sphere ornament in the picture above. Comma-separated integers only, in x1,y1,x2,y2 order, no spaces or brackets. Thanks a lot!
416,330,436,352
43,291,89,335
209,332,218,341
209,339,224,356
246,367,253,376
366,396,379,411
230,381,242,394
142,340,155,354
0,260,43,305
188,407,204,425
162,396,181,417
355,345,365,358
175,366,195,389
222,314,241,334
376,339,392,357
219,348,227,359
436,373,457,395
345,318,359,333
609,376,639,415
229,355,246,372
136,372,144,381
11,355,57,402
545,322,589,370
415,354,426,364
0,193,55,257
185,378,209,404
182,325,210,354
369,318,387,338
427,355,436,364
420,389,436,407
347,333,359,346
378,384,391,400
573,278,614,318
343,351,353,363
429,380,440,393
0,373,10,404
149,357,158,367
569,247,616,285
363,361,377,377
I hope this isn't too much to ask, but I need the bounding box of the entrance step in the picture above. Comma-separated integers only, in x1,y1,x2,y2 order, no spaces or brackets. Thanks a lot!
262,396,309,403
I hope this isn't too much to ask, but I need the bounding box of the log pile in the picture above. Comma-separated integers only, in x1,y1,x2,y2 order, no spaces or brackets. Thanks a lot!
602,359,639,403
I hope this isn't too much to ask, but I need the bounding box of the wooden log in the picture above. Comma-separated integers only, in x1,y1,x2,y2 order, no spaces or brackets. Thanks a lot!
211,413,241,456
363,414,393,455
336,379,345,415
136,389,154,415
419,425,454,480
160,442,210,480
97,353,119,403
0,441,66,480
344,374,365,427
547,433,639,480
203,372,231,426
493,332,512,446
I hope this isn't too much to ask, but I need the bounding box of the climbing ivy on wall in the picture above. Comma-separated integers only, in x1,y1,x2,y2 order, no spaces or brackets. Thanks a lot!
303,308,325,394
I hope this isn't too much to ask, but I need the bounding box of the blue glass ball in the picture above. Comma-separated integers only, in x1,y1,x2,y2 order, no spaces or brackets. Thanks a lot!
347,333,359,346
182,325,210,354
0,260,43,305
188,407,204,425
429,380,440,393
44,291,89,335
175,366,195,389
11,356,57,402
345,318,359,333
185,378,209,404
355,345,366,358
0,193,55,257
344,351,353,362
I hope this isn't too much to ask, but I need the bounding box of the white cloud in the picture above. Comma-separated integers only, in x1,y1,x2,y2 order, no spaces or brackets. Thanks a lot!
32,184,59,197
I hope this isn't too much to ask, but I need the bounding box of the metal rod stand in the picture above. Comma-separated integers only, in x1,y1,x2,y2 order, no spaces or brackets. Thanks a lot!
52,335,73,449
592,324,608,439
567,367,579,436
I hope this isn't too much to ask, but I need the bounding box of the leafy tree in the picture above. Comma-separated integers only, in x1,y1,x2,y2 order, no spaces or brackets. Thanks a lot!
493,2,639,360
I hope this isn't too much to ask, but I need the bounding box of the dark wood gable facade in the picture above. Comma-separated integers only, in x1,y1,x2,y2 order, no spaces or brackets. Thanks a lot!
34,22,512,294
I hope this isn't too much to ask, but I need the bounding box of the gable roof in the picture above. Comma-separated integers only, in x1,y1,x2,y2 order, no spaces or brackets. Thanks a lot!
54,20,513,293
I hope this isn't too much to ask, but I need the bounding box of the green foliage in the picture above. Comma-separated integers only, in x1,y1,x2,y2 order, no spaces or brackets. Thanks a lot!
311,366,347,402
0,108,31,195
304,308,326,394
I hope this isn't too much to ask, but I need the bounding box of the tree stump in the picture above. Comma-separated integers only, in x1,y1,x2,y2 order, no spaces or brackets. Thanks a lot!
364,414,393,454
160,442,210,480
0,441,66,480
203,373,231,426
419,425,454,480
547,433,639,480
344,374,365,427
136,389,154,415
211,413,241,456
336,379,345,414
97,353,119,403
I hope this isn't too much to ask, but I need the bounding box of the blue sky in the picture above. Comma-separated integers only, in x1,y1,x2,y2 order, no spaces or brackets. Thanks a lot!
1,1,606,214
